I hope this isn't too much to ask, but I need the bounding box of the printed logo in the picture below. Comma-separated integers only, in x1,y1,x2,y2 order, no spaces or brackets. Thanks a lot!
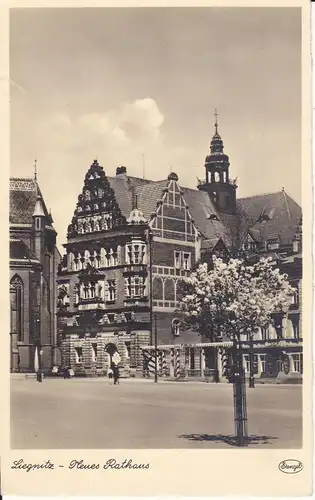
278,460,303,474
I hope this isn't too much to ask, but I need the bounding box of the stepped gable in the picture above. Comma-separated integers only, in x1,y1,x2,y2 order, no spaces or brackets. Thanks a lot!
237,190,302,245
67,160,126,238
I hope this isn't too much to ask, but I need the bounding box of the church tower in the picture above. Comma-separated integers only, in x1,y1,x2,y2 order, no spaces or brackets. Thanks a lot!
198,111,237,213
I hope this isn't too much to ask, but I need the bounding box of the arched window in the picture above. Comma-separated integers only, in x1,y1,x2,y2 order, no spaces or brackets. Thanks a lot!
164,278,175,301
10,275,23,341
153,276,163,300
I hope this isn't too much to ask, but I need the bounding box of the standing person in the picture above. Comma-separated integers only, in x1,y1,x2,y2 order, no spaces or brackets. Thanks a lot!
107,366,113,384
113,364,120,385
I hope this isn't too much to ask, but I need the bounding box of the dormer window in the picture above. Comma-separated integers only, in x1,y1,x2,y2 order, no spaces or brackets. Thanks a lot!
207,213,219,221
267,237,280,250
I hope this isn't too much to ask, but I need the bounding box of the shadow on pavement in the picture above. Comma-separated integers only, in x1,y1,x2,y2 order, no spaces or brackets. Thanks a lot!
178,433,278,446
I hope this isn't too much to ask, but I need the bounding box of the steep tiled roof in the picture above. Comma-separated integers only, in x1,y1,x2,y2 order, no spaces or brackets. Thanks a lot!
237,191,301,245
10,178,38,224
181,187,227,244
135,180,169,220
106,172,301,250
9,177,52,225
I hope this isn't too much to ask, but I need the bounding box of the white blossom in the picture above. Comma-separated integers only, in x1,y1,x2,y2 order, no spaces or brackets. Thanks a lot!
179,256,295,341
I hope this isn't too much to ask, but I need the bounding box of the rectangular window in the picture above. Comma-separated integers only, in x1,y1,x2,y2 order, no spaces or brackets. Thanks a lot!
182,252,191,270
174,251,181,269
292,322,300,339
133,244,140,264
124,278,130,297
10,287,23,341
190,348,195,370
91,343,97,362
276,358,283,373
243,354,250,372
292,354,301,373
75,347,83,364
292,290,299,306
260,354,266,373
106,280,116,302
261,327,268,340
125,245,131,265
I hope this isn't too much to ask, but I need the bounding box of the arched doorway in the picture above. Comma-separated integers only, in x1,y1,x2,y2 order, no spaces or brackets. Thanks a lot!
105,343,118,367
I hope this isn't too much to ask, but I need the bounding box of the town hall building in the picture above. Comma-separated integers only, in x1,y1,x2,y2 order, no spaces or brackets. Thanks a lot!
56,118,302,381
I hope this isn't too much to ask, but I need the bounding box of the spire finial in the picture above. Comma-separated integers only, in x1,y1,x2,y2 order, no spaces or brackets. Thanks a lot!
34,158,37,180
214,108,218,134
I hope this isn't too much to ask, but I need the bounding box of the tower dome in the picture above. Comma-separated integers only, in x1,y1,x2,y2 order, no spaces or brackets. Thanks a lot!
198,109,237,214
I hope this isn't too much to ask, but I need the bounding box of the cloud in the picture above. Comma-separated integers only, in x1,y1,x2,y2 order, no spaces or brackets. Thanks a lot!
30,97,194,248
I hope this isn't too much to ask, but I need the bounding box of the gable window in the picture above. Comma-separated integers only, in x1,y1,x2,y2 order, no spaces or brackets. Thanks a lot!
182,252,191,270
174,251,181,269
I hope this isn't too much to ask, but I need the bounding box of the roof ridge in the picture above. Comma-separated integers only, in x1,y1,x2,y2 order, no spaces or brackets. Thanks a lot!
238,191,284,201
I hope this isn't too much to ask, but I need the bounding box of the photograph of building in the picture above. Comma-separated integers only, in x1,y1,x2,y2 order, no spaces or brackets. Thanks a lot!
9,7,307,454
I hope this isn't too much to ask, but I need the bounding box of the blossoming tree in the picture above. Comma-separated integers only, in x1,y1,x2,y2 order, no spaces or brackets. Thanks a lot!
179,256,295,342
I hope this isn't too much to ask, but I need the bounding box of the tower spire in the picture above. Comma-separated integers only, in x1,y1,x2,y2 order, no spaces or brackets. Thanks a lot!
214,108,218,135
34,158,37,180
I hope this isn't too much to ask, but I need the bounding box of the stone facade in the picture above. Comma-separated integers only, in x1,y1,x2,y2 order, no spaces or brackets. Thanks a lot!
9,177,61,373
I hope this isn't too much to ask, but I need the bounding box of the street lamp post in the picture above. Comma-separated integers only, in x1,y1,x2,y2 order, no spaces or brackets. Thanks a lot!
249,332,255,388
148,228,153,346
154,314,158,383
232,335,248,447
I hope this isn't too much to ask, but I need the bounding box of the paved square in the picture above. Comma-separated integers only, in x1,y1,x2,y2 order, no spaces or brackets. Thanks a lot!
11,378,302,449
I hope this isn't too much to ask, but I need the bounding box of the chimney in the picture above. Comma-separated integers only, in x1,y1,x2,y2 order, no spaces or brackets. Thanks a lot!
116,166,127,176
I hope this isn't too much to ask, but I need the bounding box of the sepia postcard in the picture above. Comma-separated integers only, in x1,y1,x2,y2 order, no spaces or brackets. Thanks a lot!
0,0,313,497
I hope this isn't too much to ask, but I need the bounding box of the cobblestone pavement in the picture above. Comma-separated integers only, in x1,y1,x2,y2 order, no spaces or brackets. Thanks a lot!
11,377,302,449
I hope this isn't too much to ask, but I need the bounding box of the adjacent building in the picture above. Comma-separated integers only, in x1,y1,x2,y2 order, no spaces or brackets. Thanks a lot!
57,118,302,380
9,177,61,373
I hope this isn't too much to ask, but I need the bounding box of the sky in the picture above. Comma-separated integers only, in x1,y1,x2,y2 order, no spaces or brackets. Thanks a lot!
10,7,301,246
